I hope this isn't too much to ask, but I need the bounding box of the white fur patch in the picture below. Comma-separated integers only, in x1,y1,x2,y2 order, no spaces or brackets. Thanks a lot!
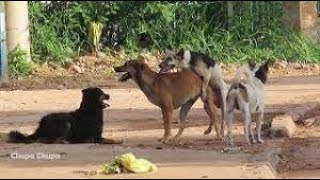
181,50,191,68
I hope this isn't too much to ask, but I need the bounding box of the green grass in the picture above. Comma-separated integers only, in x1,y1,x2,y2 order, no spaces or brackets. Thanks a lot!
8,45,32,78
28,1,320,66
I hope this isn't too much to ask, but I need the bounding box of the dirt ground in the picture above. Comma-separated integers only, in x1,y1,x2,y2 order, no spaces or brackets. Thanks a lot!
0,73,319,178
1,53,319,91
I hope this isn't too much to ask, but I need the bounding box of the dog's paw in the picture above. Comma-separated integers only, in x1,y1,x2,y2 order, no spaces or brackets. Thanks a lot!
157,138,164,143
158,136,172,144
203,128,212,135
251,137,257,144
228,141,235,147
257,139,264,144
169,136,183,146
220,136,226,142
245,140,252,145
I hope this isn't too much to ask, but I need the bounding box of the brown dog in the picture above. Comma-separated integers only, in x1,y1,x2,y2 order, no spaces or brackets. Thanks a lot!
114,57,223,144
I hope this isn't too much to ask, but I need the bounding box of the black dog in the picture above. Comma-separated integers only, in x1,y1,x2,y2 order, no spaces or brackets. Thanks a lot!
7,87,121,144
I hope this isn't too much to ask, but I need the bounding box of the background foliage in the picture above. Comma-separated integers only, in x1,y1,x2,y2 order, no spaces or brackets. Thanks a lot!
28,1,320,64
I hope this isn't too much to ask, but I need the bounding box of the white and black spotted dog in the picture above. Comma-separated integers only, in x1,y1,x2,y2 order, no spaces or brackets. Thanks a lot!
225,60,272,145
159,49,228,131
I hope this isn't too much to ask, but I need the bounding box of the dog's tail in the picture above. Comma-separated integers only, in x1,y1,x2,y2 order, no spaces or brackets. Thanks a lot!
226,83,243,101
103,138,124,144
7,131,37,144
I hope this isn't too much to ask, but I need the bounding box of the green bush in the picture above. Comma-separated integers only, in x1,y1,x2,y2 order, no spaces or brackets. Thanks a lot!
28,1,320,64
8,45,31,78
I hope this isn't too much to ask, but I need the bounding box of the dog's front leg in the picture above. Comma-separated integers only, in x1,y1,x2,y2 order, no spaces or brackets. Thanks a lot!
159,108,173,144
173,100,196,145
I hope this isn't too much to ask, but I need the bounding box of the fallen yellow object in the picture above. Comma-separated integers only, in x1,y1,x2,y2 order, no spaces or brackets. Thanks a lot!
97,153,157,175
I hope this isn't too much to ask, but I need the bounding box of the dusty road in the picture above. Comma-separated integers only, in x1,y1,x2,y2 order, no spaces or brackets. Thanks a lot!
0,76,319,178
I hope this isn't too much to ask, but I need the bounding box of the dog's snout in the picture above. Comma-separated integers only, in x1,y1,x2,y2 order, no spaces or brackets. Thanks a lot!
114,65,125,73
159,62,165,69
113,66,120,72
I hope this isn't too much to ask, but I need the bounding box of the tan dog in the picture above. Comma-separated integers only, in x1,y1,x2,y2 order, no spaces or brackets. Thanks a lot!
114,57,223,144
159,49,227,136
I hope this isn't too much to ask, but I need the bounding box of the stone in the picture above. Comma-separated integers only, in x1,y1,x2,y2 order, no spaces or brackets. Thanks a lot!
48,61,59,70
222,146,241,154
271,115,296,138
71,65,83,74
291,62,303,69
63,59,75,69
310,64,320,71
97,52,107,58
273,60,288,69
301,115,320,127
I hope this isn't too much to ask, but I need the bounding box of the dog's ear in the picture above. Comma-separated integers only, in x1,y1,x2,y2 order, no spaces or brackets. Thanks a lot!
143,59,148,65
265,60,275,67
248,60,256,70
137,55,148,65
137,55,145,61
260,60,272,72
176,48,184,57
134,61,146,79
255,60,271,84
82,88,90,95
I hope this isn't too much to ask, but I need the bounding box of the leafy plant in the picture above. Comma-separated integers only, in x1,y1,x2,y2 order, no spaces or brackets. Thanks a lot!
8,45,31,78
28,1,320,65
88,22,103,57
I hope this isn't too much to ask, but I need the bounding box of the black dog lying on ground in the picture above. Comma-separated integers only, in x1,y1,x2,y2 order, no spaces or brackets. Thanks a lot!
7,87,123,144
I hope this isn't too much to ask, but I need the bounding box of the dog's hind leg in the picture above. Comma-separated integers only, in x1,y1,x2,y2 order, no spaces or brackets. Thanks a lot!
203,88,223,140
256,109,264,144
235,92,251,145
172,99,196,145
204,102,222,140
249,113,257,144
241,107,251,145
240,104,256,145
225,95,236,146
209,65,227,138
225,109,234,146
217,83,227,138
194,66,212,102
235,87,256,145
201,72,211,102
220,83,227,138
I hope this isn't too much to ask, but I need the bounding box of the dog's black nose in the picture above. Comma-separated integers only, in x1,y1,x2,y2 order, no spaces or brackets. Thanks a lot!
113,66,121,72
105,94,110,100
